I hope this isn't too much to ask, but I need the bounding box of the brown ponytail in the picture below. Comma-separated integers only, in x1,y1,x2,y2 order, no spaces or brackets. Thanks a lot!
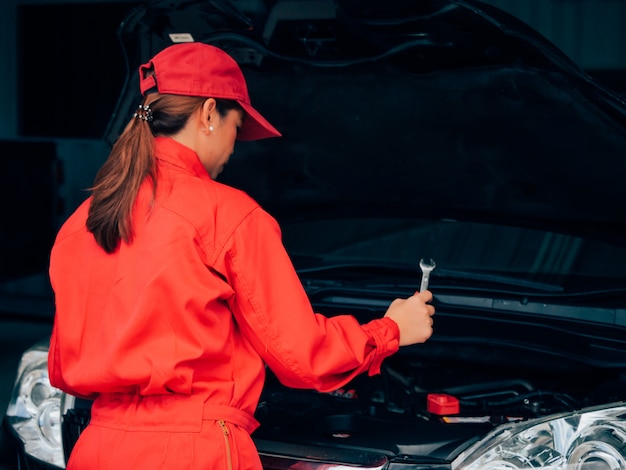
86,93,207,253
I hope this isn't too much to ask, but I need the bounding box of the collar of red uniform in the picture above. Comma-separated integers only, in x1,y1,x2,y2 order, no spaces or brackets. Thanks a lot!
154,137,211,180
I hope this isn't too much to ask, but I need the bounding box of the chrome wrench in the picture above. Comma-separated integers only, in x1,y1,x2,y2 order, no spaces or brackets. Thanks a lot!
419,258,436,292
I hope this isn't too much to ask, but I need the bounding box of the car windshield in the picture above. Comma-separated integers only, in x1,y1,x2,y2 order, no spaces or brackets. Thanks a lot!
281,217,626,295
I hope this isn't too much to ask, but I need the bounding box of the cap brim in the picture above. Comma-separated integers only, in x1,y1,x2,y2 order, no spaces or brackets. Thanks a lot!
237,101,282,141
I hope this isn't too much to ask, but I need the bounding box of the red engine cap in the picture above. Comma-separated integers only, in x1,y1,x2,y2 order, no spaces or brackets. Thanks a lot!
427,393,460,415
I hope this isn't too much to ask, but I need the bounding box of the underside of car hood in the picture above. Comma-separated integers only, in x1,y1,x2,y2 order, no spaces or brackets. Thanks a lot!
106,0,626,243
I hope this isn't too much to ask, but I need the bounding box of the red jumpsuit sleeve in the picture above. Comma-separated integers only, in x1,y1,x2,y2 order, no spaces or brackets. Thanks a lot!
219,208,400,393
48,316,97,400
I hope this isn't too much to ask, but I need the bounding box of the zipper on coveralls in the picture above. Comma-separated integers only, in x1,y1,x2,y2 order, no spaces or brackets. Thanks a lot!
218,420,233,470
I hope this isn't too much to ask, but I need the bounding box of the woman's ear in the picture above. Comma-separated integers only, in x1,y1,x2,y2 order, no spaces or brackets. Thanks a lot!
202,98,217,124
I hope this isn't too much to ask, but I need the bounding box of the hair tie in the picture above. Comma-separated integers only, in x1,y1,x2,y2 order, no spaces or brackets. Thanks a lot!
133,104,153,122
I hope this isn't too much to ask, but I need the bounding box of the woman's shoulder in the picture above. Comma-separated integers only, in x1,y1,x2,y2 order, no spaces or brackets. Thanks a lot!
175,176,258,213
53,198,92,242
156,175,264,232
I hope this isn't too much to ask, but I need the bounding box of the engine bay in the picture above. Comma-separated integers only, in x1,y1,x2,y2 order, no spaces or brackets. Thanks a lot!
253,343,626,461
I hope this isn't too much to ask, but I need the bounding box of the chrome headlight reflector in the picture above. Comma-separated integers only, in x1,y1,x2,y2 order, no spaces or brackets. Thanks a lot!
5,341,66,468
452,403,626,469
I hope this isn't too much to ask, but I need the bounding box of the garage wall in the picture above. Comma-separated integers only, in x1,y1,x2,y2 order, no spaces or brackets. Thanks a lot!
480,0,626,70
0,0,137,140
0,1,18,139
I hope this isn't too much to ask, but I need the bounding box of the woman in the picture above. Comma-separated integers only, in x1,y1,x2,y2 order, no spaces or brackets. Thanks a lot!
48,42,435,469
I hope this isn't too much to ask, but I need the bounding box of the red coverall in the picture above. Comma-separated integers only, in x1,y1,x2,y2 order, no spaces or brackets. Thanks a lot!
48,137,400,469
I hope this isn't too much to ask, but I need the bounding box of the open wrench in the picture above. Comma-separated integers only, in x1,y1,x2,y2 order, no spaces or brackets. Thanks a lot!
419,258,436,292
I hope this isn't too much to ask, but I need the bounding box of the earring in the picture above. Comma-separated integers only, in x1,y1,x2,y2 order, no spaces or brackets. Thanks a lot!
209,125,214,132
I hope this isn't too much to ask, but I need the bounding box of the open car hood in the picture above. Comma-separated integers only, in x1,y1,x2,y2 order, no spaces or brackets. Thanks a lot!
106,0,626,244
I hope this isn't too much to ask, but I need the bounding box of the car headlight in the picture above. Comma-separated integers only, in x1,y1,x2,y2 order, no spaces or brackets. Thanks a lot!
5,341,66,469
451,403,626,469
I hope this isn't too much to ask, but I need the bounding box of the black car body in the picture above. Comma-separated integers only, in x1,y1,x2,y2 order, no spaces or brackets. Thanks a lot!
4,0,626,469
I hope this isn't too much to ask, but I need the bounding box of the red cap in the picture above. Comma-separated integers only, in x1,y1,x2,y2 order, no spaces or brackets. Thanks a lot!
138,42,281,141
427,393,460,415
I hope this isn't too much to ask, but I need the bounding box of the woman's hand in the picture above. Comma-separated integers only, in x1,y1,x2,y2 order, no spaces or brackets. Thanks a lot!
384,290,435,346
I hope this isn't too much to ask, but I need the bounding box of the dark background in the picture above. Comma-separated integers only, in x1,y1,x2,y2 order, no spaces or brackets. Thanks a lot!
0,3,141,468
17,2,140,138
0,0,625,468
